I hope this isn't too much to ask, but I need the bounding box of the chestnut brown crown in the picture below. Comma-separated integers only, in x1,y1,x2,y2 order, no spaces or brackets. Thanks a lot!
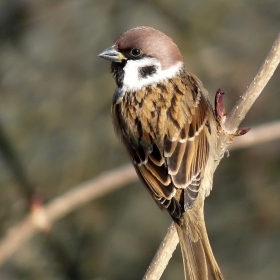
115,26,183,69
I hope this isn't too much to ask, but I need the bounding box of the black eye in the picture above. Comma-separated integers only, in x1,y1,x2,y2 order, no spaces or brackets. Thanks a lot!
130,48,142,57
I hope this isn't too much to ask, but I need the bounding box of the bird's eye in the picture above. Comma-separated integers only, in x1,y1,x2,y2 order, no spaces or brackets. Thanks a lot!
130,48,142,57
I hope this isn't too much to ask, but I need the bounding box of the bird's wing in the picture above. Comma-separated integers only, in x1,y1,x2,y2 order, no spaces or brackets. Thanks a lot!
112,73,214,219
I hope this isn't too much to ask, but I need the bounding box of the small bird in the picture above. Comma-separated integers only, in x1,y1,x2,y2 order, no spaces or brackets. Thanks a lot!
99,26,224,280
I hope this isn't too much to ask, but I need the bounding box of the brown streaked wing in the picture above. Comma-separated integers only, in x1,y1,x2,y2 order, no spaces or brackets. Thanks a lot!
112,95,177,202
138,164,175,199
112,71,213,214
164,74,212,210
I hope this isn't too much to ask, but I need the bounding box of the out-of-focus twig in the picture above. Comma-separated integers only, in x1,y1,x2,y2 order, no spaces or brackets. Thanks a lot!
46,164,137,221
230,120,280,150
0,117,280,267
0,120,280,269
0,164,137,266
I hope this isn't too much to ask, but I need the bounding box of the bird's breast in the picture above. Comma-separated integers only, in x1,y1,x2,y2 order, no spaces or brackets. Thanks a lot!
119,85,168,145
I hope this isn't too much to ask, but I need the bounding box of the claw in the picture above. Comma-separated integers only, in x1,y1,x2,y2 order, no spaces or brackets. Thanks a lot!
234,127,251,136
214,89,251,142
215,89,226,120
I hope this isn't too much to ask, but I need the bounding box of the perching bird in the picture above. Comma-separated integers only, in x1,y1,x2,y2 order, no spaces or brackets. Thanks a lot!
99,26,224,280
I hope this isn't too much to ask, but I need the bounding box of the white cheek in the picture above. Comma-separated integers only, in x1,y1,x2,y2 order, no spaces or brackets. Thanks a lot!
121,58,183,92
122,57,160,90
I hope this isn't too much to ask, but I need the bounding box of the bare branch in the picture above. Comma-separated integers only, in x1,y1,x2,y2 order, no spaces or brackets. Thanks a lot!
143,223,178,280
0,164,137,266
0,119,280,267
46,164,137,221
224,33,280,133
142,121,280,280
0,118,280,268
231,120,280,150
142,32,280,280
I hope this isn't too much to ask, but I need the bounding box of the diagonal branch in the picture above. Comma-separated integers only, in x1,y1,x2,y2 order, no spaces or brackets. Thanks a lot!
224,33,280,133
143,223,179,280
0,119,279,267
0,164,137,266
230,120,280,149
143,32,280,280
0,37,280,268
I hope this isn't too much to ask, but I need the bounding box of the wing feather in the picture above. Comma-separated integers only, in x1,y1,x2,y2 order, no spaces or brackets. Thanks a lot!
112,69,215,218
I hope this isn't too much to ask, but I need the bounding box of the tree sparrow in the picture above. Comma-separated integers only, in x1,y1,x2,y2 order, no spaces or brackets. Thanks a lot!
99,26,224,280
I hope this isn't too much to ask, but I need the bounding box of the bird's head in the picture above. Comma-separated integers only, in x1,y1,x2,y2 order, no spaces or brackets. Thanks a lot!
98,26,184,92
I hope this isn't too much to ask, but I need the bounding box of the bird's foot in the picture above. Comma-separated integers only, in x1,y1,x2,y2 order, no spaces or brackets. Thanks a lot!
215,89,226,123
215,89,250,137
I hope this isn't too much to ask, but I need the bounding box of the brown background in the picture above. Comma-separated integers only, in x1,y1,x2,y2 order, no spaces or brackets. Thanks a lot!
0,0,279,279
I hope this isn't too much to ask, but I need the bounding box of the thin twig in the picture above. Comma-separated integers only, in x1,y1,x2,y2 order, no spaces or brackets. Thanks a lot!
224,33,280,133
47,165,137,221
143,223,178,280
142,117,280,280
0,119,280,267
231,120,280,149
0,164,137,266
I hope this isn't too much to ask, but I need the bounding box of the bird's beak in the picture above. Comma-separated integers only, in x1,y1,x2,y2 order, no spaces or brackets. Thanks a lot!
98,45,126,62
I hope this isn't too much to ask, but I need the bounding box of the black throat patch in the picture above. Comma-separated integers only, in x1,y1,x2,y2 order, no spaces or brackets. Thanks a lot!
138,65,157,79
111,60,127,88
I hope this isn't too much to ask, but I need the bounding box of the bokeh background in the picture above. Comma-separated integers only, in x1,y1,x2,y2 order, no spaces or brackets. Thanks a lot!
0,0,280,279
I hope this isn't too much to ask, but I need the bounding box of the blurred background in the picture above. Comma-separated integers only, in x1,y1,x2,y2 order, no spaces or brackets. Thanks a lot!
0,0,279,279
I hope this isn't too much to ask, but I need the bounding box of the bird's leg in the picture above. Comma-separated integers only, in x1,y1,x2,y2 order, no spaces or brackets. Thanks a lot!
215,88,227,122
215,89,250,137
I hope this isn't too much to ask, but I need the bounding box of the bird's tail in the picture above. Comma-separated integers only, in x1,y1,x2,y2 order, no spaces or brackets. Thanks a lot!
174,205,224,280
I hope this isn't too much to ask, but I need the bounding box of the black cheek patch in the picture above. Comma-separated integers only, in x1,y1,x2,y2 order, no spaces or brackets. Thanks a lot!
138,65,157,79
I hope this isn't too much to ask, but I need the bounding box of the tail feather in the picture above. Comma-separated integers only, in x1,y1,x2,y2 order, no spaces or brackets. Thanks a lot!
175,208,224,280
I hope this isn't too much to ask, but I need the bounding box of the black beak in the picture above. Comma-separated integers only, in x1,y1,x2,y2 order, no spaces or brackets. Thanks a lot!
98,45,126,62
